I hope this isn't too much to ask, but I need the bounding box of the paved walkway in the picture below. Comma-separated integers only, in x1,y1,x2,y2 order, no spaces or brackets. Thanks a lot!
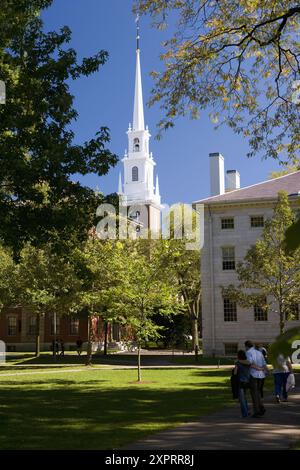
126,384,300,450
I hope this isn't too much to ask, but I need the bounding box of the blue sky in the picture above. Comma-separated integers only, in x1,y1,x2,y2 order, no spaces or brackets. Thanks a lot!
42,0,282,205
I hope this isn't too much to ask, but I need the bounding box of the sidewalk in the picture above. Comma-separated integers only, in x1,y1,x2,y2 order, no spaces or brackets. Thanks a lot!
126,384,300,450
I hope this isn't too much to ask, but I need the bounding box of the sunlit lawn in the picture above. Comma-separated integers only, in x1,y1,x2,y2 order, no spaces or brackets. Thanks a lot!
0,367,234,449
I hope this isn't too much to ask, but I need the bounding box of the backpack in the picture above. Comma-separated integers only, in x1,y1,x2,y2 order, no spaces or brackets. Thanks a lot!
230,368,239,399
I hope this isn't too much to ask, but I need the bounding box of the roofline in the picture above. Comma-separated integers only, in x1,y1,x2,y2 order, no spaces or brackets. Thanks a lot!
192,194,300,208
193,170,300,205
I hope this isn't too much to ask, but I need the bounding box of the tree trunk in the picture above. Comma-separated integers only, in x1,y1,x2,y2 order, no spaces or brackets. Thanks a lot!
279,305,285,335
137,342,141,382
191,315,199,359
104,321,108,356
86,314,93,366
35,314,40,357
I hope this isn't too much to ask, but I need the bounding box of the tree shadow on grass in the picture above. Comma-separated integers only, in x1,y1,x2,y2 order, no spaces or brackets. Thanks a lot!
0,377,232,450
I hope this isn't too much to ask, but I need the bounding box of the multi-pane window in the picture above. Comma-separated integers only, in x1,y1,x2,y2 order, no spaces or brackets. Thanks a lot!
286,304,299,321
224,343,238,355
254,304,268,321
27,316,37,335
224,298,237,321
221,217,234,229
50,315,60,335
222,247,235,270
132,166,138,181
7,316,17,336
70,318,79,336
250,216,264,228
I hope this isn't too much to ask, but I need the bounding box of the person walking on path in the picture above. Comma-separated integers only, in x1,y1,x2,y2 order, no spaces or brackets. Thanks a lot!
257,344,268,398
76,337,83,356
272,354,293,403
234,350,251,418
245,340,267,418
60,339,65,357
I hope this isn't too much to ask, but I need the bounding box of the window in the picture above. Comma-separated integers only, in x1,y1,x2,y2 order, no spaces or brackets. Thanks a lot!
286,304,299,321
132,166,138,182
250,216,264,228
27,316,37,335
222,247,235,270
221,217,234,229
70,318,79,336
254,304,268,321
7,316,17,336
224,343,238,356
224,298,237,321
133,138,140,152
50,315,60,335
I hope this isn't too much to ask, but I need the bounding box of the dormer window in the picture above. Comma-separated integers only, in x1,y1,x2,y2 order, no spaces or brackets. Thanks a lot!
132,166,138,181
133,138,140,152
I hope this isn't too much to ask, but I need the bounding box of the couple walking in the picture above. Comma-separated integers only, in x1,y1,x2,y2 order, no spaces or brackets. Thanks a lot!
233,340,267,418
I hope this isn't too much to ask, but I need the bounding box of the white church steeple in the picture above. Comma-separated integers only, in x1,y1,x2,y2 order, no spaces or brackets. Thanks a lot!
119,17,161,234
133,18,145,132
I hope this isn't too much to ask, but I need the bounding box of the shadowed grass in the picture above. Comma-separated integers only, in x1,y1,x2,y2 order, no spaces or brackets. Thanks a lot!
0,367,234,450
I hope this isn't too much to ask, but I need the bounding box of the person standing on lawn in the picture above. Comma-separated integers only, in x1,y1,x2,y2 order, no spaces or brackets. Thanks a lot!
245,340,267,418
272,353,293,403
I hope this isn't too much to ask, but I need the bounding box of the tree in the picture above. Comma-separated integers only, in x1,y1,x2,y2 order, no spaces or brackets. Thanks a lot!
72,238,125,365
136,1,300,163
0,1,117,255
17,244,80,356
112,240,179,381
223,191,300,334
0,244,16,311
270,165,300,179
156,239,201,357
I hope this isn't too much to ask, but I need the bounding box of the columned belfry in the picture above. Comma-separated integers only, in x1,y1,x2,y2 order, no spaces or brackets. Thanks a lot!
118,17,161,235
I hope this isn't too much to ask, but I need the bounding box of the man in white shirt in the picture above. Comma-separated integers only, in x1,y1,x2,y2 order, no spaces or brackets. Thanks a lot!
245,340,267,417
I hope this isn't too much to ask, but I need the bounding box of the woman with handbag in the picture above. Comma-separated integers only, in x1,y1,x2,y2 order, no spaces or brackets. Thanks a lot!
272,353,293,403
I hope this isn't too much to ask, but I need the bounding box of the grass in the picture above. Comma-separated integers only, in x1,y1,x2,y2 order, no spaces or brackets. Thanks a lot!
0,366,233,450
2,351,235,368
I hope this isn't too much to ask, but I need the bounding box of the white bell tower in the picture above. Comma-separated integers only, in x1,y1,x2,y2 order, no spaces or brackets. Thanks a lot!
118,17,161,235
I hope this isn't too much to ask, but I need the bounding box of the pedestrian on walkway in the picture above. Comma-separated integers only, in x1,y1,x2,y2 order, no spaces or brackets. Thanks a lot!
234,350,251,418
60,338,65,357
245,340,267,418
76,337,83,355
272,353,293,403
257,344,268,398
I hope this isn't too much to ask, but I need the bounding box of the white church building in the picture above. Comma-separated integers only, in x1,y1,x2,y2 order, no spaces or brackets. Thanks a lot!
195,153,300,356
118,21,161,236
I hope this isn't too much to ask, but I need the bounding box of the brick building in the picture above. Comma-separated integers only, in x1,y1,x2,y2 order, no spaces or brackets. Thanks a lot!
0,307,123,352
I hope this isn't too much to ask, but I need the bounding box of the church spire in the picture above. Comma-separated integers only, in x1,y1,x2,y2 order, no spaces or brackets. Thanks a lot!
133,15,145,131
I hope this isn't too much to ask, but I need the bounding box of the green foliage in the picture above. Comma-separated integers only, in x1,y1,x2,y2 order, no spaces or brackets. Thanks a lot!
0,244,16,310
17,243,80,317
155,237,201,350
285,218,300,253
268,326,300,366
223,191,300,333
0,0,118,254
136,0,300,163
111,240,180,344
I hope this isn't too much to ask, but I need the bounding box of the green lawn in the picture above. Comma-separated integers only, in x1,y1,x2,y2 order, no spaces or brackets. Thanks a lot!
0,367,233,449
2,351,234,368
